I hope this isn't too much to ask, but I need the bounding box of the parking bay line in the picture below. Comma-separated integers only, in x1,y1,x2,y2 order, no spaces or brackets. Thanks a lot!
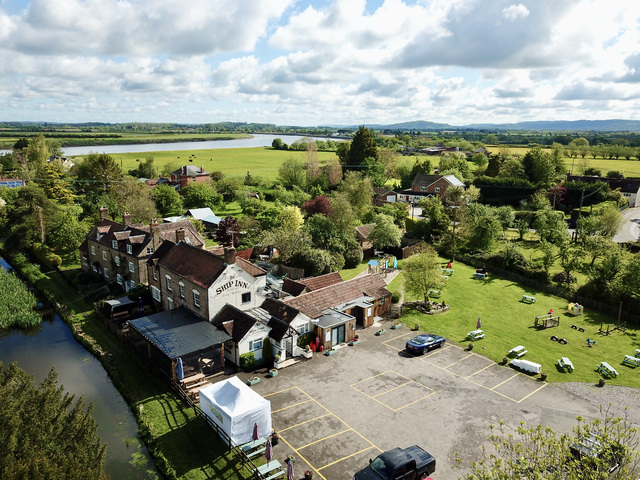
265,386,381,479
351,371,436,411
277,413,332,433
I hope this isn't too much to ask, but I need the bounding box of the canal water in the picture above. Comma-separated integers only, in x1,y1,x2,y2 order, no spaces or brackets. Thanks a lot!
0,259,158,479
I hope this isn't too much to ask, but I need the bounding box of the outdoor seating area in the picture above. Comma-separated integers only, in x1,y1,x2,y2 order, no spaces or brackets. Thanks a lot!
508,345,527,358
466,329,485,341
558,357,574,372
521,295,536,304
622,355,640,368
597,361,619,378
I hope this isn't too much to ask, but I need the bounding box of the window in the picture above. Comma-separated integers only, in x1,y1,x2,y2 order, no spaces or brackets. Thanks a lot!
435,186,440,193
179,282,185,299
193,290,200,308
104,268,109,279
91,245,96,256
167,297,174,310
166,276,172,292
126,244,132,254
297,323,309,334
249,339,263,351
112,240,117,249
153,268,157,281
116,274,123,285
146,246,154,254
128,261,134,273
420,186,427,192
102,251,107,261
151,286,161,302
92,264,98,273
82,257,88,267
242,292,251,303
114,256,120,266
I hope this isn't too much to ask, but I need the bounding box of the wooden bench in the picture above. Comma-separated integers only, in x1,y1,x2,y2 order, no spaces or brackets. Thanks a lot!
467,330,485,341
180,373,205,386
472,272,487,279
254,460,282,477
240,437,267,453
597,361,618,378
521,295,536,304
264,471,285,480
623,355,640,368
428,289,441,298
509,345,527,358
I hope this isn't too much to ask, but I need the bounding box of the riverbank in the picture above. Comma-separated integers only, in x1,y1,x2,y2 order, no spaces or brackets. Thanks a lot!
2,251,251,480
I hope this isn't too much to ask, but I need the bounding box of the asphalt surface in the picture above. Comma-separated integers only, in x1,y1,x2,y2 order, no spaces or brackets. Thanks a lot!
613,206,640,243
233,321,606,480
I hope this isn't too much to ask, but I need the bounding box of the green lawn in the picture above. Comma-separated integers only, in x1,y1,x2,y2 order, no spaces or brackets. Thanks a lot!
393,260,640,387
339,262,369,281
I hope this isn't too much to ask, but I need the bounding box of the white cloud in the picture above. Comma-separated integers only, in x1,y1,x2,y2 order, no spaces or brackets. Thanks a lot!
502,4,530,20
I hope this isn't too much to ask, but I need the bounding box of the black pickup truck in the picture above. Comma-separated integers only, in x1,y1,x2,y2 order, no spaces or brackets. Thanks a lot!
353,445,436,480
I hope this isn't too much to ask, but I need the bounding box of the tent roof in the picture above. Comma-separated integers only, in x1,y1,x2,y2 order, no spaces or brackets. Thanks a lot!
200,376,269,417
128,308,231,359
104,296,136,308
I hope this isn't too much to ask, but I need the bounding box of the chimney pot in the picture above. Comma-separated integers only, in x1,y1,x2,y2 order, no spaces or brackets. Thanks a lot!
123,212,132,227
99,207,108,220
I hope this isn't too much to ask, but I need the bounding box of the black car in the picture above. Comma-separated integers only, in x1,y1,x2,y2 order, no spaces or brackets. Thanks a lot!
405,334,445,355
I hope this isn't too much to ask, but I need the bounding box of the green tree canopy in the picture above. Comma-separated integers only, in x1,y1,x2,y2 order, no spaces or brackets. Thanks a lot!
277,157,306,189
181,182,222,210
347,126,378,168
0,362,107,480
368,214,402,249
74,153,123,194
402,246,446,304
152,183,183,216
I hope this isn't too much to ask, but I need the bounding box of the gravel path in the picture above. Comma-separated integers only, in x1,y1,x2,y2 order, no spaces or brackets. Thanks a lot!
557,382,640,425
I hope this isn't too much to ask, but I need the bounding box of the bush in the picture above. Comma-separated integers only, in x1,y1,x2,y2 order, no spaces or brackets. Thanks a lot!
297,332,315,348
30,243,62,270
239,352,256,371
391,291,401,303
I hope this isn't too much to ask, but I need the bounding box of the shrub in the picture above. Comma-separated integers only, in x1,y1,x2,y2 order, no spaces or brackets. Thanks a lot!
297,332,315,348
239,352,256,371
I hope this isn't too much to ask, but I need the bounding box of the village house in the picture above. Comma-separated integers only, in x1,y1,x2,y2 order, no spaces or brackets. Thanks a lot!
398,173,465,204
283,274,392,351
79,208,205,292
170,165,210,189
281,271,343,297
372,186,398,206
567,173,640,207
146,242,267,320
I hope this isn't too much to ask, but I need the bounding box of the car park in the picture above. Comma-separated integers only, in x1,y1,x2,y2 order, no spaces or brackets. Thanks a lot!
405,334,445,355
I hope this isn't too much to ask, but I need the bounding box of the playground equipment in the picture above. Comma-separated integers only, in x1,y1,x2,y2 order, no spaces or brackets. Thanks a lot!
534,313,560,329
598,322,626,336
567,303,583,316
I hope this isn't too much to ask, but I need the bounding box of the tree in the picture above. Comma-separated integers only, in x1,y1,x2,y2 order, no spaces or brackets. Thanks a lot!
378,202,408,229
347,126,378,168
109,177,159,223
152,183,183,216
302,195,332,217
129,156,154,178
37,161,74,204
368,214,402,249
514,218,529,241
290,247,333,276
337,171,374,220
459,407,639,480
438,153,470,179
47,205,92,263
402,246,446,304
277,157,305,189
495,206,515,238
74,153,123,194
417,196,449,243
214,176,243,202
557,238,583,283
260,228,312,265
279,206,304,232
522,145,556,184
25,134,60,174
324,157,343,188
463,203,502,252
215,216,241,247
534,209,568,245
271,138,289,150
181,182,222,210
0,362,108,480
363,156,386,187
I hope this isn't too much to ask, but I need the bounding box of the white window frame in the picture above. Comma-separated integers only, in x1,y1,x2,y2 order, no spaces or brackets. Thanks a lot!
112,240,117,249
82,257,88,267
153,268,157,281
420,186,427,192
146,246,154,254
179,282,185,299
116,274,123,285
127,244,132,254
249,339,263,351
91,245,96,256
193,290,200,308
104,268,109,279
128,261,134,273
165,275,172,292
151,286,161,302
114,256,120,266
167,297,174,310
435,186,440,193
102,251,107,261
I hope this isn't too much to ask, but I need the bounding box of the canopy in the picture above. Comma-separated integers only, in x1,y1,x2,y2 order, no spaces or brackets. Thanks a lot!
199,376,272,445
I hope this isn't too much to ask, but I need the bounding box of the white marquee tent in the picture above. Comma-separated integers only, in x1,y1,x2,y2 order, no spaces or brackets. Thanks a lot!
199,376,272,445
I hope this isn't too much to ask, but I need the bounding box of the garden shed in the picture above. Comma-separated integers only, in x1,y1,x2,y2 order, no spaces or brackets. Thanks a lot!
199,376,272,444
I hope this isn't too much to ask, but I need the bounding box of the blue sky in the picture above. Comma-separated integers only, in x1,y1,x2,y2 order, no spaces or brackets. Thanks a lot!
1,0,640,126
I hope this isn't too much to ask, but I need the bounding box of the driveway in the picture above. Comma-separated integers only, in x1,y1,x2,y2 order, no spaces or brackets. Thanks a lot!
614,206,640,243
235,322,606,480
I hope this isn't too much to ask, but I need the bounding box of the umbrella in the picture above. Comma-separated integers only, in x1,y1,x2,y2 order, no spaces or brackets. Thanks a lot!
477,317,481,329
252,422,260,441
265,438,273,465
287,458,294,480
176,358,184,381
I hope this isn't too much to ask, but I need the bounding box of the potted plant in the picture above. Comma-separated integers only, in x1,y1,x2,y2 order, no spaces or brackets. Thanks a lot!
376,328,387,336
271,431,279,446
304,470,313,479
540,372,547,381
598,378,606,387
468,343,474,351
269,368,278,377
247,376,260,386
391,322,401,330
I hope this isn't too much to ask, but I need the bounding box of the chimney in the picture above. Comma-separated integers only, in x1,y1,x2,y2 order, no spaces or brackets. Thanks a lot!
201,165,204,173
123,212,132,227
176,227,185,243
99,207,108,220
151,221,162,250
183,166,187,175
224,246,236,265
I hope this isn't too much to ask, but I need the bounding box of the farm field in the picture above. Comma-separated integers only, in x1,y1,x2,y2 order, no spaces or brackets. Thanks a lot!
387,259,640,388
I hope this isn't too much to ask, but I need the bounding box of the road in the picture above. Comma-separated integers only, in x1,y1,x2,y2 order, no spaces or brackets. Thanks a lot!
613,206,640,243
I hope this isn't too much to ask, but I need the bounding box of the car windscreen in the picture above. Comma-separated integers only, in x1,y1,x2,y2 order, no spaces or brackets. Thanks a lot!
411,336,430,345
370,457,394,477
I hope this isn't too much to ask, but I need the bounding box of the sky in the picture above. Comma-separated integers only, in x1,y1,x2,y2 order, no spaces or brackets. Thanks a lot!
1,0,640,126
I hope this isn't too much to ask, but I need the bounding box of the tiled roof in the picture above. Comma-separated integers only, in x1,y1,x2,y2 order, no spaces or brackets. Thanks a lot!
236,257,266,277
211,305,256,343
355,224,375,241
260,298,299,324
171,165,210,176
157,242,226,289
237,247,253,260
373,187,396,196
283,274,390,319
299,271,343,291
282,278,308,297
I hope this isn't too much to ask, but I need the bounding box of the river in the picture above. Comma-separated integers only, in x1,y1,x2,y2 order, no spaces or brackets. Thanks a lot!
0,133,341,156
0,259,158,479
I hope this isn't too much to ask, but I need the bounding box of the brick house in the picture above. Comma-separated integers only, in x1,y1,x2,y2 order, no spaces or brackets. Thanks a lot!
372,186,398,206
283,274,392,351
146,243,267,320
79,209,205,292
567,174,640,207
170,165,210,189
398,174,465,204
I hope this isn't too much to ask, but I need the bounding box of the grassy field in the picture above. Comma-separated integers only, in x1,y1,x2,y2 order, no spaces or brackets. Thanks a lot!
387,259,640,388
98,147,339,182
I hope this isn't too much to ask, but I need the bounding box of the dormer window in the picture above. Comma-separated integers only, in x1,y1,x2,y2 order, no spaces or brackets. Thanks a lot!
126,244,132,255
146,246,154,254
112,240,118,249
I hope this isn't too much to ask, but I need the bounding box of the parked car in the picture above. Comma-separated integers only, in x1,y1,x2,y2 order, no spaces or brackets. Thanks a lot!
405,334,445,355
353,445,436,480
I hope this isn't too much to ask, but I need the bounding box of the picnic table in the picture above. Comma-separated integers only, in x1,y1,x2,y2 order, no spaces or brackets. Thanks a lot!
623,355,640,368
598,361,619,378
466,329,485,341
428,289,441,298
521,295,536,304
180,373,204,386
509,345,527,358
240,437,267,453
254,460,282,477
472,272,487,279
558,356,574,372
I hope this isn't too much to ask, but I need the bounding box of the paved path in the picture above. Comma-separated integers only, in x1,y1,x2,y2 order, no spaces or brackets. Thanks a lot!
613,206,640,243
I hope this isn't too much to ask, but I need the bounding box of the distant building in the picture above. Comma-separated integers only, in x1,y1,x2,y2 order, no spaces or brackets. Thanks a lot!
0,178,25,188
567,174,640,207
170,165,210,189
398,174,465,203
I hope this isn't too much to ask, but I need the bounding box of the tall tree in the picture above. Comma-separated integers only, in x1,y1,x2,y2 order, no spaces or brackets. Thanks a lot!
216,216,241,247
402,246,446,304
74,153,123,194
152,183,183,216
347,126,378,169
368,214,402,249
277,157,305,189
181,182,222,210
0,362,107,480
337,171,374,220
